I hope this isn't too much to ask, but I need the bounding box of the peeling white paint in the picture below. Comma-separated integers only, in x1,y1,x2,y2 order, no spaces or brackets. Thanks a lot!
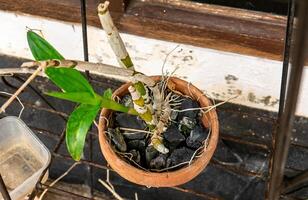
0,10,307,117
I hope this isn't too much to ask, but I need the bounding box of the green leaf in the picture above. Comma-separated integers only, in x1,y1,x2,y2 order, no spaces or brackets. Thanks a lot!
45,67,95,95
66,104,100,161
101,89,138,114
45,92,101,105
103,89,113,100
100,97,137,115
27,30,64,61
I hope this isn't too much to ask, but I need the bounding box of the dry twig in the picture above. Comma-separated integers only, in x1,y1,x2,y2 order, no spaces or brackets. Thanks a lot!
38,162,80,200
0,65,44,115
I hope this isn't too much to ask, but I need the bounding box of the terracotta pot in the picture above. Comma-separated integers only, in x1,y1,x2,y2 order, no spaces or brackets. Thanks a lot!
98,76,219,187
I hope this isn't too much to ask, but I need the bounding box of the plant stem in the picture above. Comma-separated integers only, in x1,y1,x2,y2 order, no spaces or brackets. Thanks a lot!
98,1,134,70
21,60,134,80
0,68,42,76
97,2,157,119
0,65,44,114
128,85,155,125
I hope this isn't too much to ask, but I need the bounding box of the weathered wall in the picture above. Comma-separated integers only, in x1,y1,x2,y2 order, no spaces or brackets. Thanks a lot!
0,10,307,117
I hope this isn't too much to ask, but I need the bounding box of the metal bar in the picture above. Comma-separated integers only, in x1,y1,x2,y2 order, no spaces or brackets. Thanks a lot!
220,134,269,150
0,95,69,118
268,0,308,199
210,160,264,179
0,174,11,200
277,0,295,120
171,186,221,200
12,75,68,122
283,170,308,194
80,0,89,62
267,1,295,194
40,183,92,200
280,195,306,200
52,153,110,171
80,0,93,197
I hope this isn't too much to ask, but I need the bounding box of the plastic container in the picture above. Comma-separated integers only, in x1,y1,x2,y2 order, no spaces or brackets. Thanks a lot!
0,116,51,200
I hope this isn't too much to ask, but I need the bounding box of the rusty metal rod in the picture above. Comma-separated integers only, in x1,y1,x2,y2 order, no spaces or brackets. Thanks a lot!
210,160,264,179
221,134,269,150
171,186,221,200
40,183,91,199
283,170,308,194
268,0,308,199
278,0,295,121
80,0,94,195
52,153,111,171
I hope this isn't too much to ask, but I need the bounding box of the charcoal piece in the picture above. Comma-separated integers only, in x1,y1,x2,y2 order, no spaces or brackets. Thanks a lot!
178,98,200,119
127,140,146,152
115,113,146,130
108,128,127,152
166,147,195,167
186,125,209,149
150,154,168,169
163,124,185,148
179,116,197,135
129,149,141,164
145,146,159,166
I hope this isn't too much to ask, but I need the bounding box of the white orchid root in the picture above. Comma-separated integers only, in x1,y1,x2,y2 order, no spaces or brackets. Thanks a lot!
150,93,172,154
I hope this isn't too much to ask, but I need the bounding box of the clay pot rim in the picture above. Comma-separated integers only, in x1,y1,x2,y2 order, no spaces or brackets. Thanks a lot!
98,76,219,187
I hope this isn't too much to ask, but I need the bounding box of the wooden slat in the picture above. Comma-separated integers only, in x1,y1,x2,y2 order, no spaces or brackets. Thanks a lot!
0,0,287,61
122,0,286,60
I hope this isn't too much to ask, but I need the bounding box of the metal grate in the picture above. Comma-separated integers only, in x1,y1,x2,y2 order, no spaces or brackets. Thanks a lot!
0,0,308,199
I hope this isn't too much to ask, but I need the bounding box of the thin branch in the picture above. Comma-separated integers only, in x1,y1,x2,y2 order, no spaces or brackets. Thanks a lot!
106,169,115,191
0,67,41,76
39,162,80,200
0,91,25,118
98,179,124,200
0,65,44,114
21,59,134,80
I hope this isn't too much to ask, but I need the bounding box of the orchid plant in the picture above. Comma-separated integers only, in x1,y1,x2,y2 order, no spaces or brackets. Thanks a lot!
25,1,173,161
27,31,138,160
